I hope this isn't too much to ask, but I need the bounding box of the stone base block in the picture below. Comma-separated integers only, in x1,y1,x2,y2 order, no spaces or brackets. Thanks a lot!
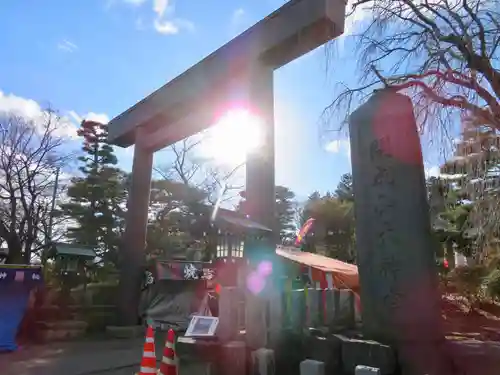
178,359,213,375
35,320,88,342
176,336,220,375
252,348,275,375
304,335,341,374
220,341,246,375
355,365,381,375
105,325,144,339
300,359,325,375
336,335,396,375
274,330,303,375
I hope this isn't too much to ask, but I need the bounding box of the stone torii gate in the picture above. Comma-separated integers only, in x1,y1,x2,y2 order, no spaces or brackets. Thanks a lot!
108,0,347,326
108,4,444,369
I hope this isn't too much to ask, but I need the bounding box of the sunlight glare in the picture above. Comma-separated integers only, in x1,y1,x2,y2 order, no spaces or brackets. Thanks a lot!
202,108,264,165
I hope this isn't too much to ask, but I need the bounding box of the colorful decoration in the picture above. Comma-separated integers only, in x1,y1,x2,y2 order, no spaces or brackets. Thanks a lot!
285,279,292,315
0,266,43,286
295,218,315,246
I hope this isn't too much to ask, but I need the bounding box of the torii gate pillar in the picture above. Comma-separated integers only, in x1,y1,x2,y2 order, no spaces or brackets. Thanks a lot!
245,66,276,235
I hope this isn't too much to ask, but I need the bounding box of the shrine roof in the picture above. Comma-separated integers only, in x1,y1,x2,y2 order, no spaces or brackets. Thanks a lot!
51,243,97,259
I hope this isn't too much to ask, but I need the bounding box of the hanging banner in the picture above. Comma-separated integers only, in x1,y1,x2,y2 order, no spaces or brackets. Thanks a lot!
0,265,43,352
0,266,43,287
152,261,217,281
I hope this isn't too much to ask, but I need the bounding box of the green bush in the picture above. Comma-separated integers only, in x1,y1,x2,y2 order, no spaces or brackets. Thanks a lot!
449,265,489,309
484,269,500,301
89,282,119,305
71,282,119,306
83,306,118,333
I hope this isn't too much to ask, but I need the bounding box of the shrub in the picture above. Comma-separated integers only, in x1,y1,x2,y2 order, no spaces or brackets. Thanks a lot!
83,305,118,333
88,282,119,305
71,282,119,306
449,265,489,309
484,269,500,301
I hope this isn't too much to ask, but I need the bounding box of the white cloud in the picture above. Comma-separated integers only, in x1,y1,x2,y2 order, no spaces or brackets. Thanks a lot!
154,18,194,34
344,0,372,36
0,91,41,119
231,8,245,25
229,8,249,36
325,139,351,158
341,0,462,38
113,0,193,35
325,140,340,153
150,0,193,35
68,110,110,125
154,19,179,34
153,0,169,17
425,165,441,178
0,91,78,139
334,0,373,54
57,39,78,53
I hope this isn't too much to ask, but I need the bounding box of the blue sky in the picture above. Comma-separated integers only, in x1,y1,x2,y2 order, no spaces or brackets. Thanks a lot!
0,0,441,202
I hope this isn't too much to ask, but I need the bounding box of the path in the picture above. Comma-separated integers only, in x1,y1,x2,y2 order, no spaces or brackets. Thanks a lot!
0,339,144,375
3,335,500,374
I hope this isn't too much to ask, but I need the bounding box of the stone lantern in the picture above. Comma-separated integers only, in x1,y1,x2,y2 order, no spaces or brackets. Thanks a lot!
212,208,272,262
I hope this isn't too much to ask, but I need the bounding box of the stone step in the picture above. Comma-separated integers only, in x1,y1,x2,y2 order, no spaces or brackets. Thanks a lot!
34,320,88,343
36,320,88,330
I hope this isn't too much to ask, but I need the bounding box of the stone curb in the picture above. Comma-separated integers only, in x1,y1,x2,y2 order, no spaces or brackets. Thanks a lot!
76,362,139,375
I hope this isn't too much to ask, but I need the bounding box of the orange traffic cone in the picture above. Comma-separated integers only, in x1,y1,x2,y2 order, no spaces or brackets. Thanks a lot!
139,326,157,375
158,329,177,375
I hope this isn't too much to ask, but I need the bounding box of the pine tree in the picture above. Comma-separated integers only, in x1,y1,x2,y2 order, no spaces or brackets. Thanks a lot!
334,173,354,203
60,120,127,268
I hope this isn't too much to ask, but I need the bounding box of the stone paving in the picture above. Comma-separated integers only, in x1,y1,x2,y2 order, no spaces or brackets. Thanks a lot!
0,339,144,375
2,336,500,375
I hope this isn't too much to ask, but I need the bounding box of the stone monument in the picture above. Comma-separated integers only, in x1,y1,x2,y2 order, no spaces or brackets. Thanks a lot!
349,89,447,373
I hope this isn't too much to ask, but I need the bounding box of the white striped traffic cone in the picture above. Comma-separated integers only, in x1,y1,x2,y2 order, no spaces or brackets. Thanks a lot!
158,329,177,375
138,325,157,375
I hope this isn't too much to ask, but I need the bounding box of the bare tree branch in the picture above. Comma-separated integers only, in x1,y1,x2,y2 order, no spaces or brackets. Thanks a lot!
0,112,71,263
323,0,500,140
154,137,244,206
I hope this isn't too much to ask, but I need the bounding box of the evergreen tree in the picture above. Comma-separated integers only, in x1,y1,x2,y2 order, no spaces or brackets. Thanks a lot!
275,186,297,241
236,185,297,241
60,120,127,267
334,173,354,203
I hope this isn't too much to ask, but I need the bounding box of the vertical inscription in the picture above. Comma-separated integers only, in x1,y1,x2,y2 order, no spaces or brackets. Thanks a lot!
351,91,442,346
368,138,404,317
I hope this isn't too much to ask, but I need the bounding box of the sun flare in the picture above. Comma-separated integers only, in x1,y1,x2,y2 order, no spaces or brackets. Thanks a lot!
202,108,263,165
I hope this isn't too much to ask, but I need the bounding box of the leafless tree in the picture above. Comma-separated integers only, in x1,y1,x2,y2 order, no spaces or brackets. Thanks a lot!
324,0,500,144
154,137,244,206
0,112,72,264
324,0,500,252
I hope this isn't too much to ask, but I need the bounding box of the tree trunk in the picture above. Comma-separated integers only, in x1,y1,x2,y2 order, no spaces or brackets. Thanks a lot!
5,237,23,264
0,223,23,264
446,241,456,269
